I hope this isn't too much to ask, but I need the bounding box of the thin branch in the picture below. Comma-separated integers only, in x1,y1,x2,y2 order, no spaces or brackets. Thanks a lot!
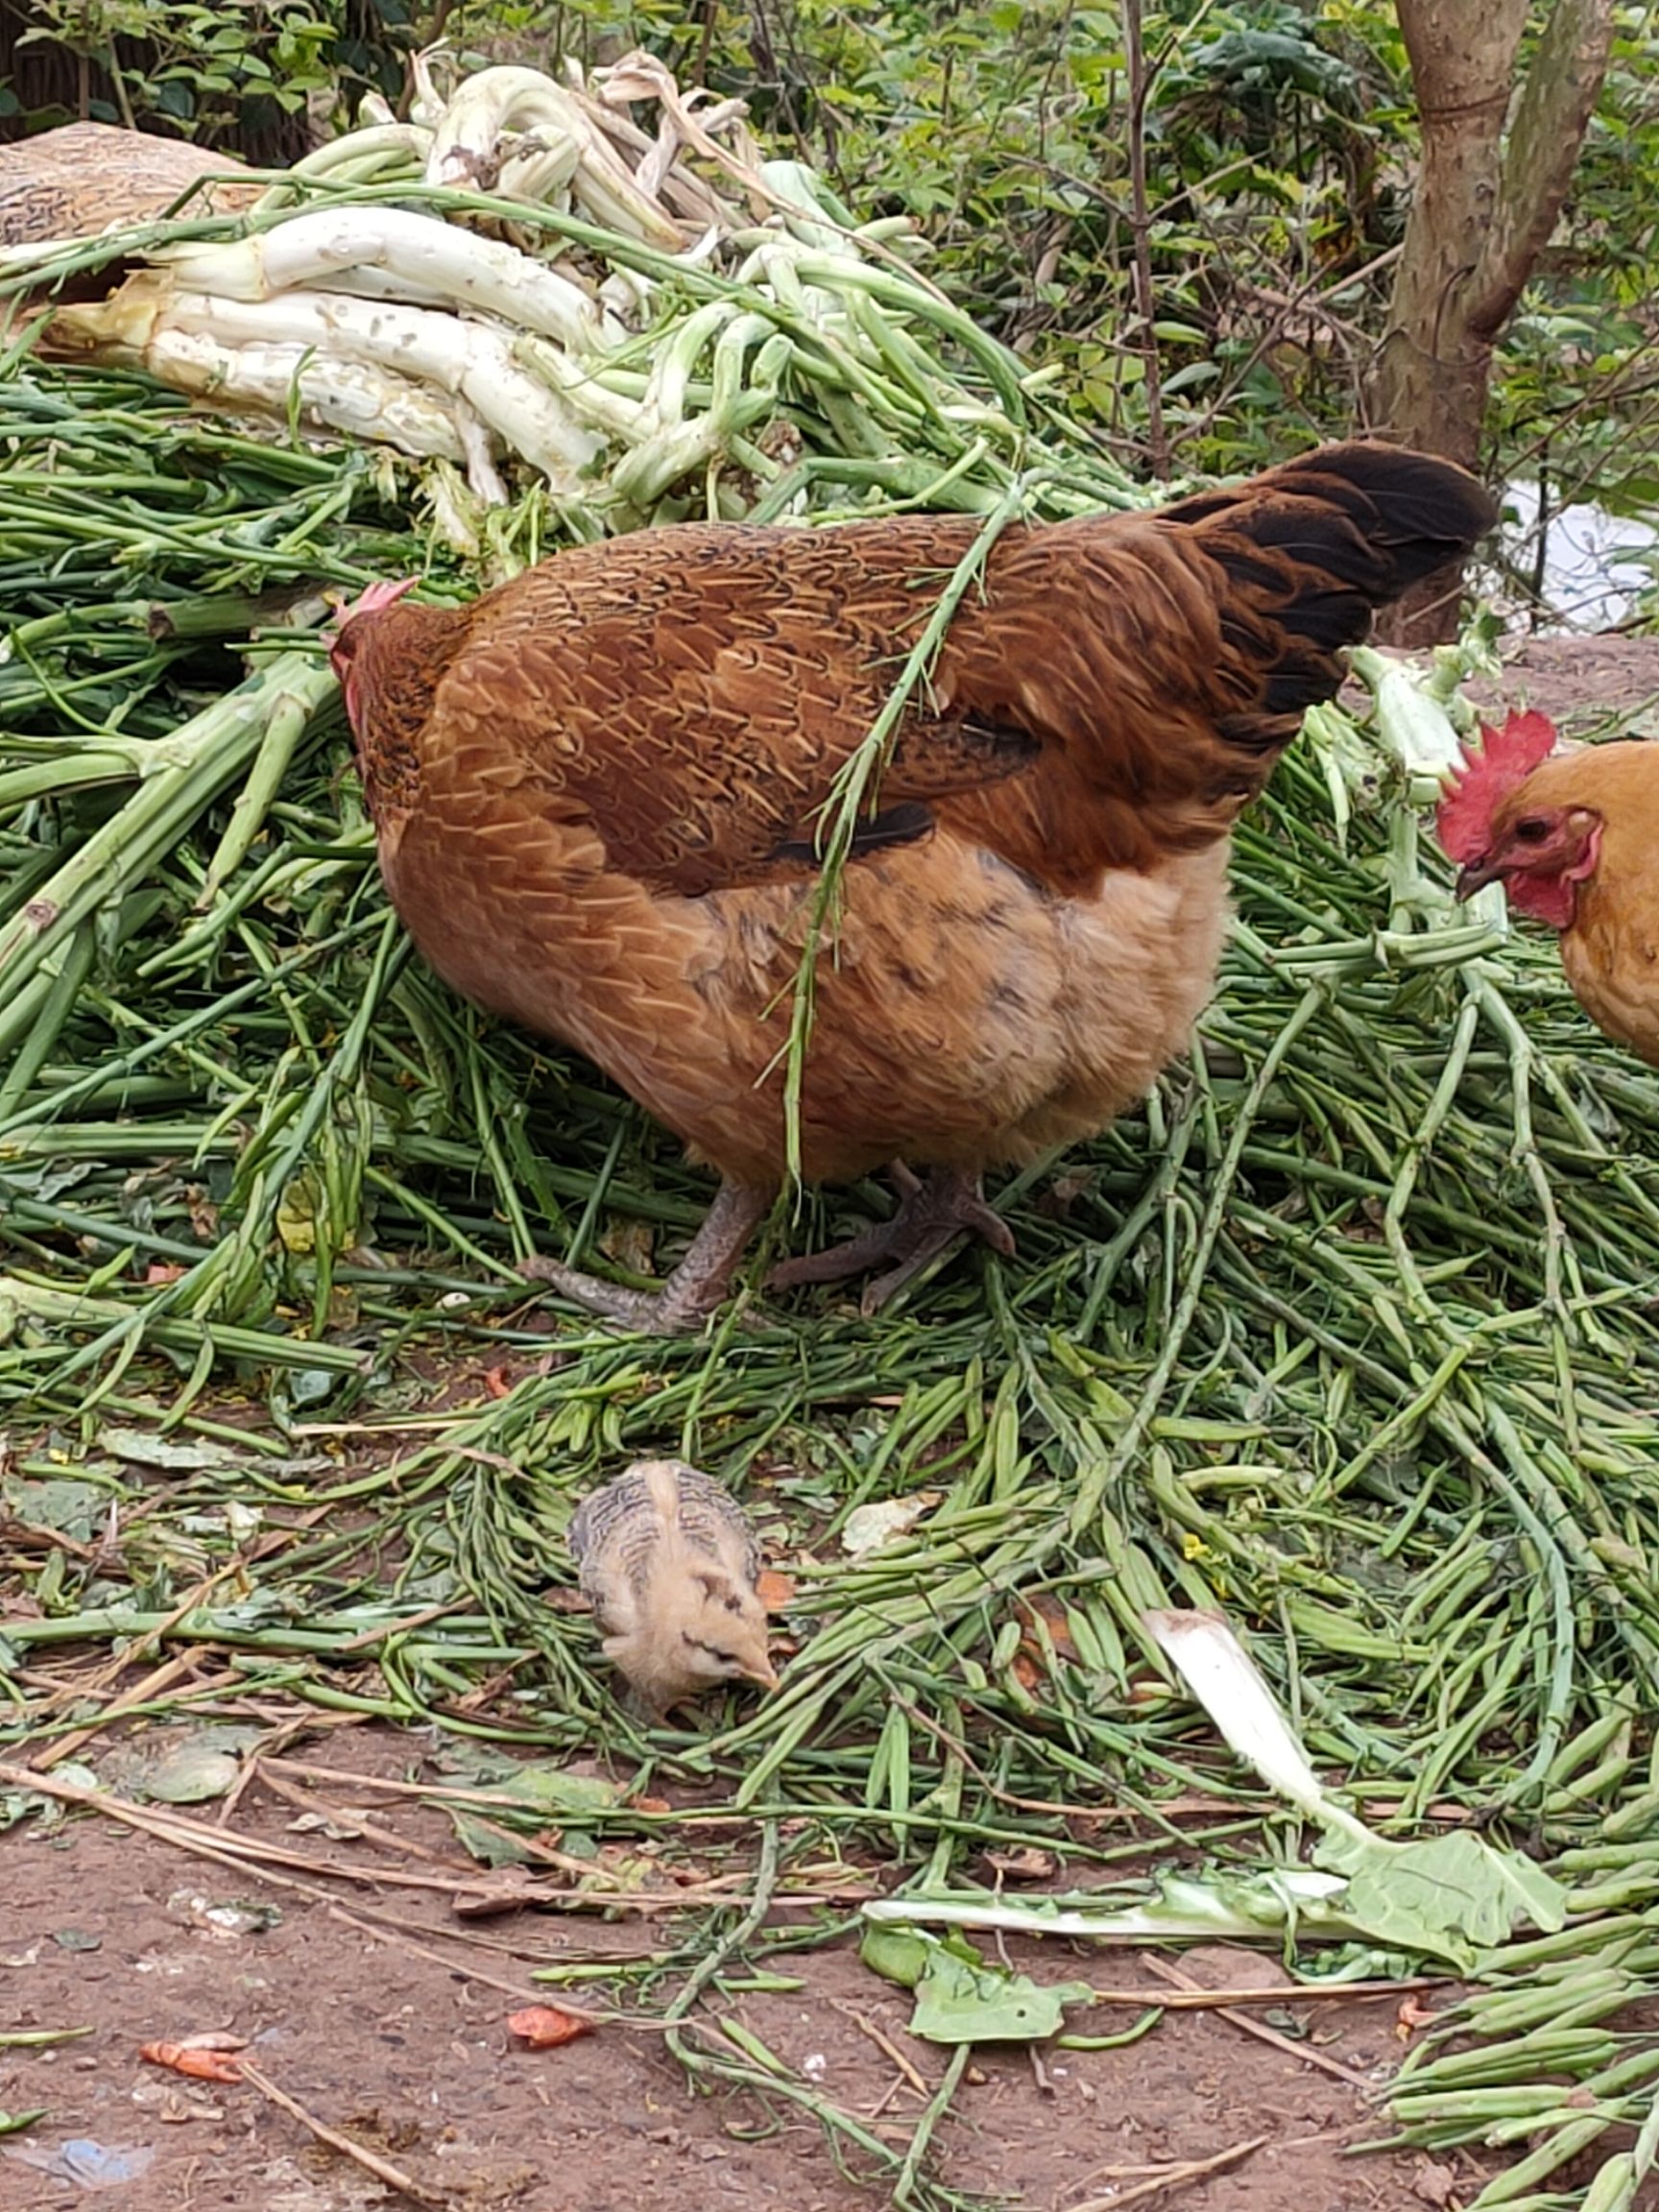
238,2062,448,2210
1470,0,1616,339
1122,0,1168,478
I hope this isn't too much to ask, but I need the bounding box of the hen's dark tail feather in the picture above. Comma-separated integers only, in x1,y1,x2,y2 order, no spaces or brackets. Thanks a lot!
1167,441,1497,733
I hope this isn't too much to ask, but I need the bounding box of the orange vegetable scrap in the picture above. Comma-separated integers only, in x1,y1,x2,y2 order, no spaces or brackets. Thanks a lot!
506,2006,591,2050
140,2042,244,2083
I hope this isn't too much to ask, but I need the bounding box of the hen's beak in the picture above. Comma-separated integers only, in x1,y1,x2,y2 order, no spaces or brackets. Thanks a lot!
1455,858,1501,901
744,1655,781,1694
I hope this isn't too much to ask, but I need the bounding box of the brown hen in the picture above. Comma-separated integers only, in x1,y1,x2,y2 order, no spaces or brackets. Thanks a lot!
332,443,1494,1328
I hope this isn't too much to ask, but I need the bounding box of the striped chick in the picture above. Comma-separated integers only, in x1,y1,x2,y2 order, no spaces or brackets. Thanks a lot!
567,1459,778,1714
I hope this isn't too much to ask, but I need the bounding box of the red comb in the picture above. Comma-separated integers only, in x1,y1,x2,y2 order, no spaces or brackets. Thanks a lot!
332,576,420,626
1435,709,1558,864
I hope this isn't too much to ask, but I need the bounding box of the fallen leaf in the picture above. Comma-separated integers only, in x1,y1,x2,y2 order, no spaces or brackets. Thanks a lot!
97,1426,233,1472
164,1891,280,1938
0,2110,46,2136
156,2095,207,2125
756,1569,797,1612
1396,1994,1440,2041
841,1493,939,1558
597,1216,655,1273
108,1729,251,1807
862,1925,1092,2045
983,1845,1057,1884
1035,1167,1094,1219
506,2006,590,2049
451,1868,544,1919
1411,2158,1458,2207
140,2043,243,2083
484,1366,512,1400
1017,1591,1080,1663
143,1263,186,1286
447,1809,535,1868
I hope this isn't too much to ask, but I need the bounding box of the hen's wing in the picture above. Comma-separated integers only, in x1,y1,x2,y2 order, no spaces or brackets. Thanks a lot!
419,443,1493,897
422,516,1031,897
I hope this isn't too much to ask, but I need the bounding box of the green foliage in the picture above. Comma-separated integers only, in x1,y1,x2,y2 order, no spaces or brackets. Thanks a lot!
426,0,1657,592
7,0,415,143
20,0,338,133
443,0,1413,474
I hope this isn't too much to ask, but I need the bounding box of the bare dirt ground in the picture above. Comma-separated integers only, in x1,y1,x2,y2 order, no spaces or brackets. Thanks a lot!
1462,631,1659,734
2,1722,1479,2212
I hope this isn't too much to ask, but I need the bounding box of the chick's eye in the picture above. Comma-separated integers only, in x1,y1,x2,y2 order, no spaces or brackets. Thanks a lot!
1513,818,1551,843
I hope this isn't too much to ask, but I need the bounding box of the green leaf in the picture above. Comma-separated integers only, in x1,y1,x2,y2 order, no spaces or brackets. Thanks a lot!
496,1766,625,1818
1315,1829,1569,1963
98,1725,264,1808
911,1948,1094,2046
447,1809,533,1867
858,1923,932,1989
0,2109,46,2136
863,1921,1093,2044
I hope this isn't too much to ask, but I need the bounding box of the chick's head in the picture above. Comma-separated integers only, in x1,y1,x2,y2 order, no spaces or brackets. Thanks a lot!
604,1561,779,1716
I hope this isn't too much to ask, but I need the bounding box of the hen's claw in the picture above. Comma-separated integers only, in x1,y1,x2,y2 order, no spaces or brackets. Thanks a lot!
767,1164,1015,1313
520,1179,771,1334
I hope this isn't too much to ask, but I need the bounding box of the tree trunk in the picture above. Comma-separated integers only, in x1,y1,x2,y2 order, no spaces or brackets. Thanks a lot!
1369,0,1614,643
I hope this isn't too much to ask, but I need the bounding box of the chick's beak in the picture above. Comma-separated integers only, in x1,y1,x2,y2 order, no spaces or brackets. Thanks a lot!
744,1655,781,1694
1455,858,1501,901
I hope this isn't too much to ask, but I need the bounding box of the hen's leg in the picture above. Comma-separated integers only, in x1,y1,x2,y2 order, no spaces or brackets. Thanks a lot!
768,1164,1015,1314
521,1179,772,1334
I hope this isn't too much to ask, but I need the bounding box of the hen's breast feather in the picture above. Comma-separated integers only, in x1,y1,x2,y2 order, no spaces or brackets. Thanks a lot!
383,779,1232,1188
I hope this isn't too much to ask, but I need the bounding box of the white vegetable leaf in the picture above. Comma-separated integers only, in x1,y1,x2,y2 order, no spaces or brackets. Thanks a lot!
1145,1607,1567,1966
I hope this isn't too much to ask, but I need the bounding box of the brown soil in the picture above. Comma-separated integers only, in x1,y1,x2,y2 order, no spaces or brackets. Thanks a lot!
1463,632,1659,736
1,1724,1482,2212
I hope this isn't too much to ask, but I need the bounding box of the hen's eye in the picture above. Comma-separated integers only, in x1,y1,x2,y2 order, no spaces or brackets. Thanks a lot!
1513,818,1551,843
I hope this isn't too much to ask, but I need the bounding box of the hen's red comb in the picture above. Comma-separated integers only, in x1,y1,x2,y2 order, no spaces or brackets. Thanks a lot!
332,576,420,627
1435,709,1559,864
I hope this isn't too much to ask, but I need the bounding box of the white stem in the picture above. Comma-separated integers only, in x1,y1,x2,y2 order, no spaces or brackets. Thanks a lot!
285,124,433,180
157,287,603,483
142,330,469,460
1144,1609,1334,1822
156,207,619,354
423,65,683,245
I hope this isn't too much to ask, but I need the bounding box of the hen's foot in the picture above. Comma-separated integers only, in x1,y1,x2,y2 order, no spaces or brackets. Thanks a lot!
768,1164,1015,1314
520,1180,771,1334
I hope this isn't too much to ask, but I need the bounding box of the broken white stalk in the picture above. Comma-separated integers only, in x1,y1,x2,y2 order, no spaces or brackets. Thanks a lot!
116,328,470,464
423,65,684,246
863,1865,1358,1946
269,124,432,191
155,207,619,354
153,286,602,485
1350,643,1466,782
1349,644,1512,933
1145,1609,1377,1852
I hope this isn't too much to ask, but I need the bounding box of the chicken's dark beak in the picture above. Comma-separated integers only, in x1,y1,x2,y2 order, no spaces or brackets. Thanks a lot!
1455,859,1501,901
